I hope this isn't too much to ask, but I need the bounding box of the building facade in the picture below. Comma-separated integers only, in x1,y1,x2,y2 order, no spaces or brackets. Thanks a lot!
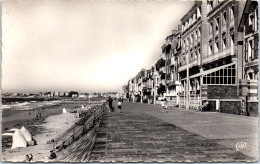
238,0,258,116
123,0,258,116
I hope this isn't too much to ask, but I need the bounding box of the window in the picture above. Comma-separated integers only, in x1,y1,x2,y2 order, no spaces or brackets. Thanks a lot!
197,27,201,38
183,40,186,53
193,14,196,23
209,22,213,34
230,6,234,21
215,17,219,31
216,0,219,6
197,48,201,58
189,18,192,26
186,38,189,51
230,34,234,55
249,13,253,26
208,1,213,11
222,12,227,26
214,39,219,53
222,36,226,49
255,8,258,32
185,22,188,30
246,39,254,61
203,64,236,85
209,41,213,55
248,72,254,80
190,53,193,60
248,12,258,31
194,31,197,43
197,7,201,18
190,34,194,47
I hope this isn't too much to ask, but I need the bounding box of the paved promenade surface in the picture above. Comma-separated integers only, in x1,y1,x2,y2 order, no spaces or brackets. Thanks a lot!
89,102,258,162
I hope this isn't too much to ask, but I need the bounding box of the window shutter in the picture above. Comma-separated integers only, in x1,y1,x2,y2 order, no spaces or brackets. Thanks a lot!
255,9,258,32
245,41,248,62
252,39,255,60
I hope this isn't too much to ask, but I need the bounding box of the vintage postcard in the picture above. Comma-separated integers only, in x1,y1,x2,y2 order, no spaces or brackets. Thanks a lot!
1,0,259,162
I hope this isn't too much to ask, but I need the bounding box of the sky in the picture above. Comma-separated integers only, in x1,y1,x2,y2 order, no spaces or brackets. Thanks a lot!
2,0,193,94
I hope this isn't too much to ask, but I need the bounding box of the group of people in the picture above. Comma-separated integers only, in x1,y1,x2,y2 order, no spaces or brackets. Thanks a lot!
107,96,122,112
107,96,169,113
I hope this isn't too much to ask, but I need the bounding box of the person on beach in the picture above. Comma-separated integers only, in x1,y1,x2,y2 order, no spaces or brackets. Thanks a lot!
25,154,33,162
107,96,114,112
49,150,57,160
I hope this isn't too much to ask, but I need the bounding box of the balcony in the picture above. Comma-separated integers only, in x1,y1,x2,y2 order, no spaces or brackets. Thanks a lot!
245,59,258,68
202,46,235,65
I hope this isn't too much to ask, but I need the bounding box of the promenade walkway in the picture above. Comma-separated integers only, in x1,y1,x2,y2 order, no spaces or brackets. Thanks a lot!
89,102,258,162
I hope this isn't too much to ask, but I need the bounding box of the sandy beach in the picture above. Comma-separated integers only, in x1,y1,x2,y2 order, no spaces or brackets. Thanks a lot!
2,111,81,162
1,98,105,162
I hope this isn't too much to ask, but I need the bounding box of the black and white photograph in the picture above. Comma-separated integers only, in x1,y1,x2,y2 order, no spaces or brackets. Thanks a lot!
1,0,259,162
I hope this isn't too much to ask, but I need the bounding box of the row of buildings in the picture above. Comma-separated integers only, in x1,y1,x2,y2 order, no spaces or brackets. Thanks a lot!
123,0,258,116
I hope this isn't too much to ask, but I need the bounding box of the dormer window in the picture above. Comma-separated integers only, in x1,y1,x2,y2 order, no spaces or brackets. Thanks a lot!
185,22,188,29
193,14,197,23
189,18,192,26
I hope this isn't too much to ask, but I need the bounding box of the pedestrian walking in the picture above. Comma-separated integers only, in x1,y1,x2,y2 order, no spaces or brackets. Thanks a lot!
161,98,167,113
107,96,114,112
160,99,165,113
163,98,168,113
118,100,122,111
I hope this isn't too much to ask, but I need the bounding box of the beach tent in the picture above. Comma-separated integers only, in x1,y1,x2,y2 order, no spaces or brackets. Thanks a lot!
20,126,32,142
11,130,27,149
62,108,67,114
